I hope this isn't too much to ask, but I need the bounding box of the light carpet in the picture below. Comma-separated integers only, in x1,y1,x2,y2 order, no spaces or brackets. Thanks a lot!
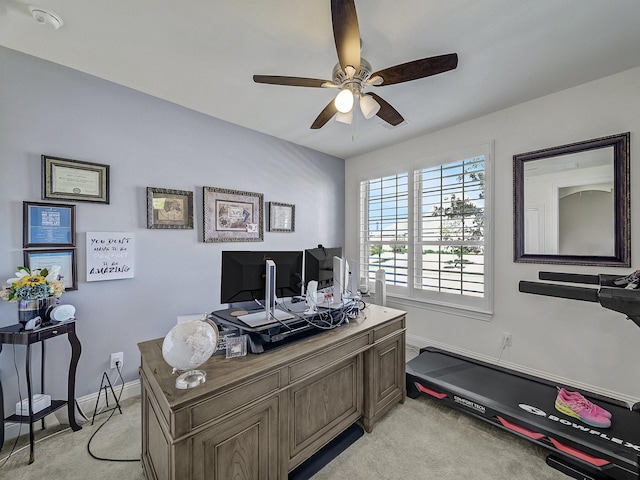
0,396,145,480
0,393,567,480
312,394,566,479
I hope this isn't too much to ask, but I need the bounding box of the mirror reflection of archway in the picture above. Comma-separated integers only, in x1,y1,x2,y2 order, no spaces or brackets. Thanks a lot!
558,188,614,256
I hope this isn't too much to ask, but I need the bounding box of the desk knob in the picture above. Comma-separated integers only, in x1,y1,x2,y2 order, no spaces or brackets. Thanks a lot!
52,330,58,335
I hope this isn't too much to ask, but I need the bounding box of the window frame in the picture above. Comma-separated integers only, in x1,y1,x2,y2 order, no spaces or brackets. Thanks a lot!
358,142,494,316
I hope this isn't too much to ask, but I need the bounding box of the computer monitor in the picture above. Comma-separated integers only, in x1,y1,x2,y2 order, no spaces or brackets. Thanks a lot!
304,245,343,290
220,250,304,304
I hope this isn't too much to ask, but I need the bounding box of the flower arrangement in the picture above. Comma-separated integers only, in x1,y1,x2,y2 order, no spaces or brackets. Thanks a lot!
0,266,65,302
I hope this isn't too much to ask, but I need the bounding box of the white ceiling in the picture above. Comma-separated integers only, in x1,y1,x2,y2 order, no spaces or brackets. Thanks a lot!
2,0,640,159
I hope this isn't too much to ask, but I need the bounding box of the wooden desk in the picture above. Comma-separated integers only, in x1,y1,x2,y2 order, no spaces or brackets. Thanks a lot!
139,304,406,480
0,321,82,463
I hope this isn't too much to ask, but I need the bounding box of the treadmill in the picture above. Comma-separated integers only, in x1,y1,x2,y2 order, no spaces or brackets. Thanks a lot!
406,271,640,480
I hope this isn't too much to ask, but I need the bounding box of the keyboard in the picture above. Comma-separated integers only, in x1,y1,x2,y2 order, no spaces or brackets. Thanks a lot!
238,309,296,328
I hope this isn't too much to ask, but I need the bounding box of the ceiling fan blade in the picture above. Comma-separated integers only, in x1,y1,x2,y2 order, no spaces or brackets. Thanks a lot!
310,100,339,129
368,93,404,126
372,53,458,86
253,75,333,88
331,0,361,72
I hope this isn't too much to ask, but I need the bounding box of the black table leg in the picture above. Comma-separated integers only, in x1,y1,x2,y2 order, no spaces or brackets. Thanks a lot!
40,342,45,431
26,343,34,464
67,326,82,432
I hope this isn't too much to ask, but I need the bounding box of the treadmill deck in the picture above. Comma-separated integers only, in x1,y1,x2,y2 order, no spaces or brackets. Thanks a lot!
407,347,640,480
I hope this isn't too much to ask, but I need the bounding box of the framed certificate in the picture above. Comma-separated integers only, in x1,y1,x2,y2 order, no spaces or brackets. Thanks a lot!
42,155,110,204
23,201,76,248
24,248,77,291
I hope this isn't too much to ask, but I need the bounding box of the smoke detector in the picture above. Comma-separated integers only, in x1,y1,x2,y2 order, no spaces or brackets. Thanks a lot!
29,6,64,30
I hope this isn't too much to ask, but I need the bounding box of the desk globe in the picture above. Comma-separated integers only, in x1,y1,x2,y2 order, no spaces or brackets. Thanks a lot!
162,320,218,389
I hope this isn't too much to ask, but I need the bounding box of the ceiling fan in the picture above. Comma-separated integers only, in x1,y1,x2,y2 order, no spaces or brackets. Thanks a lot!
253,0,458,129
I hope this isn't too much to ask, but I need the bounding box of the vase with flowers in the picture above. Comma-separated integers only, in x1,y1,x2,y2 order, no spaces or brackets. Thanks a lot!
0,266,65,326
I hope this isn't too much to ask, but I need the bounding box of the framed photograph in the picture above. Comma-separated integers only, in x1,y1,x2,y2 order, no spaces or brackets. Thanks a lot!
203,186,263,242
42,155,110,204
146,187,194,229
23,201,76,248
24,248,77,291
268,202,295,233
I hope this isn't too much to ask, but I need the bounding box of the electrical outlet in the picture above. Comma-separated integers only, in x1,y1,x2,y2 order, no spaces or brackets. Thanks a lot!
110,352,123,369
501,333,512,347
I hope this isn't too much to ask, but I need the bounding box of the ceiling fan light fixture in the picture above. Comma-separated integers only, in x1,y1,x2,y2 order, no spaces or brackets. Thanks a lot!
360,94,380,119
335,110,353,125
335,88,354,113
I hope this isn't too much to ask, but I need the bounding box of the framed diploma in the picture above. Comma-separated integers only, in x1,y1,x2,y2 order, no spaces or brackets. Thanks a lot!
23,201,76,248
24,248,77,291
42,155,110,204
147,187,194,229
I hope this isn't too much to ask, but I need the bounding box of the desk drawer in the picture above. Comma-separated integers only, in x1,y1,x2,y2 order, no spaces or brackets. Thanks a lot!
175,371,280,437
373,317,404,342
36,326,69,342
288,333,369,383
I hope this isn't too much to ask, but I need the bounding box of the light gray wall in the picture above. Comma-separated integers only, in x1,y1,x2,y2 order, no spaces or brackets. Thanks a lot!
0,46,345,416
346,66,640,402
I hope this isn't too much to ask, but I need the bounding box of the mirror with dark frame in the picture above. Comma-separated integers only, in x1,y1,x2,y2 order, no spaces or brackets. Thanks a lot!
514,132,630,266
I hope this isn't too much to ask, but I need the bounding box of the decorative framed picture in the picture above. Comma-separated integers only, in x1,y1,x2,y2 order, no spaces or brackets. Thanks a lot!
268,202,295,233
146,187,194,229
86,232,135,282
23,201,76,248
42,155,110,204
24,248,77,291
203,186,263,242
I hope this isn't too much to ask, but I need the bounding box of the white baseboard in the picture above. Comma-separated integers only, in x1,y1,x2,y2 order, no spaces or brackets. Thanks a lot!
3,379,140,442
406,334,639,408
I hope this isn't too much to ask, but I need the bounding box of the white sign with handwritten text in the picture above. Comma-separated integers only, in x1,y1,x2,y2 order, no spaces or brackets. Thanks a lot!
86,232,135,281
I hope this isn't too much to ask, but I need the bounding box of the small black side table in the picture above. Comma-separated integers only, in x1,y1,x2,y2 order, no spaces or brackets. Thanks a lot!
0,320,82,463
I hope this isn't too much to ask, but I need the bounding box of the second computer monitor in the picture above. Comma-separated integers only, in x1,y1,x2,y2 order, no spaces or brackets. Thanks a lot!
304,246,343,290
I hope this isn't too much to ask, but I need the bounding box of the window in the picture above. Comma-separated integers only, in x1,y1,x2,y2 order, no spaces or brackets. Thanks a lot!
359,144,492,313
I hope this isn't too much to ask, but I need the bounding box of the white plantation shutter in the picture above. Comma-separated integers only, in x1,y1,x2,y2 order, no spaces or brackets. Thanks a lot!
359,144,492,313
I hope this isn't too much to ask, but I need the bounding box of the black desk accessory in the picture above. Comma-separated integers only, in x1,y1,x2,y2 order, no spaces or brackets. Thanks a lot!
91,371,122,425
212,300,358,354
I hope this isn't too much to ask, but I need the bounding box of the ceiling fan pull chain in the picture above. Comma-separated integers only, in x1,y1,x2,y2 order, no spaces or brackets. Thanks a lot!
351,104,359,142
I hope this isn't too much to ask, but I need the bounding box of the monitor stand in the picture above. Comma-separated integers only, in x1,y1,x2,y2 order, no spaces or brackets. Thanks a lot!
236,259,294,327
265,259,276,321
330,256,346,308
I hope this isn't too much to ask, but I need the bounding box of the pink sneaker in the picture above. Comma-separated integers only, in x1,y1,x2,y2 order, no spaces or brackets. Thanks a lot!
555,389,611,428
558,388,612,419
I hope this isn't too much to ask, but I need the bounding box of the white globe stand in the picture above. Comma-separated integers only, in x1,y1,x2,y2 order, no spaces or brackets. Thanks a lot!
175,369,207,389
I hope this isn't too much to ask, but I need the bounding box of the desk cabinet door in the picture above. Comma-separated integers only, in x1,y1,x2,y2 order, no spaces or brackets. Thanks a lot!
181,396,279,480
364,332,406,432
141,383,171,480
288,355,363,470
